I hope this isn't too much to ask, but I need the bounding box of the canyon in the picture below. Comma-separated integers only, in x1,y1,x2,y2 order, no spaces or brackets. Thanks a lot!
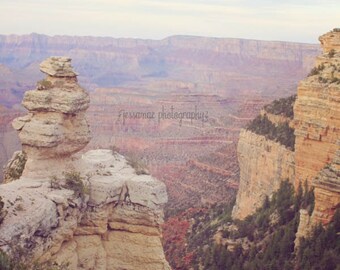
0,34,319,208
1,32,339,269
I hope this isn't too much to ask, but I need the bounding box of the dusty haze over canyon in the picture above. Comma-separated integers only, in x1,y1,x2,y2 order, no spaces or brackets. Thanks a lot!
0,26,339,270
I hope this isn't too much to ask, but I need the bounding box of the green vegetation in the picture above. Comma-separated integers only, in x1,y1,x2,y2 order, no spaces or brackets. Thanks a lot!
296,209,340,270
329,49,336,58
308,64,325,77
0,249,69,270
188,203,234,250
63,171,89,200
5,152,27,182
263,95,296,118
49,171,89,200
246,115,295,150
187,181,333,270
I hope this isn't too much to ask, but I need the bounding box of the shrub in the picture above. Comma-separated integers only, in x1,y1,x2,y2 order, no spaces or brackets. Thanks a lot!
63,171,89,200
49,171,89,200
308,64,325,77
246,115,295,150
0,249,70,270
3,151,27,182
264,95,296,118
328,49,335,58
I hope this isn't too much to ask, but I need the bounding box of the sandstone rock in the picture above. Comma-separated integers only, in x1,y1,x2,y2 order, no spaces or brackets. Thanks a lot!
294,29,340,189
311,144,340,225
12,57,91,178
293,30,340,247
294,209,314,248
319,28,340,53
232,129,295,220
0,150,170,270
40,56,78,77
0,58,170,269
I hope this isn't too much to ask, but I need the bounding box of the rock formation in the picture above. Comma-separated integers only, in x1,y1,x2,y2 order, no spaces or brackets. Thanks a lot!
295,144,340,246
232,129,295,220
294,29,340,189
294,29,340,231
233,29,340,223
312,144,340,225
12,56,91,179
0,58,170,270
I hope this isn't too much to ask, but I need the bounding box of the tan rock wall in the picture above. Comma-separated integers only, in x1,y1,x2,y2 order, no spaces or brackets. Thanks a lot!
294,29,340,242
293,81,340,188
232,129,295,220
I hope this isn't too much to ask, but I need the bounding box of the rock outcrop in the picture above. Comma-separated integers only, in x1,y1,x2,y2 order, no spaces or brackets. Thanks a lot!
295,145,340,247
0,58,170,270
11,57,91,179
0,150,170,270
290,29,340,246
312,144,340,225
232,129,295,220
294,29,340,189
294,29,340,231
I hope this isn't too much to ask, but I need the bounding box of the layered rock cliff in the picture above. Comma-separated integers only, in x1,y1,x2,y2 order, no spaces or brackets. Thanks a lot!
232,128,295,220
0,58,170,270
233,29,340,223
294,30,340,189
294,29,340,228
0,33,320,107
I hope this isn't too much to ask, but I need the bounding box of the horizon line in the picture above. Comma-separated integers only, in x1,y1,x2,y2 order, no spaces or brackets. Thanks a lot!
0,32,321,45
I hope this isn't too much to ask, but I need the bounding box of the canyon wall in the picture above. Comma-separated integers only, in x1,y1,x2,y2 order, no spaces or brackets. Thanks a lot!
294,30,340,189
232,129,295,220
0,33,320,107
233,29,340,223
294,29,340,227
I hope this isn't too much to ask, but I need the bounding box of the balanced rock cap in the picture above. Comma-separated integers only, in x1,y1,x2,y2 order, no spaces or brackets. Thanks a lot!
39,56,78,77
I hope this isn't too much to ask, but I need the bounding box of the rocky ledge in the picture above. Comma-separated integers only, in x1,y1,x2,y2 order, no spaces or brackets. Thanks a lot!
0,149,170,269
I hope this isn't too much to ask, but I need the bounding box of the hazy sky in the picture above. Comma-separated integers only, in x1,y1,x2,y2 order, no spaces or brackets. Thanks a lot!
1,0,339,43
